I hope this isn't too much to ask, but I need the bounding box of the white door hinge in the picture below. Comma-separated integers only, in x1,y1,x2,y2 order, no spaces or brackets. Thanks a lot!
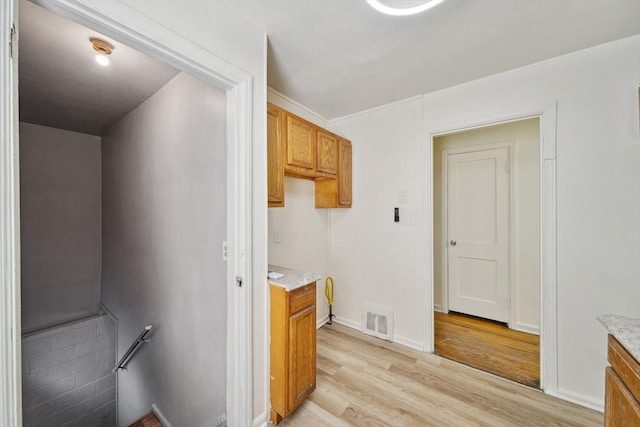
222,241,228,261
506,160,511,173
9,23,16,58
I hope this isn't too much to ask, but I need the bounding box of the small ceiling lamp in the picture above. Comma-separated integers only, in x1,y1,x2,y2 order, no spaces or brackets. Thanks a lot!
90,37,113,66
366,0,446,16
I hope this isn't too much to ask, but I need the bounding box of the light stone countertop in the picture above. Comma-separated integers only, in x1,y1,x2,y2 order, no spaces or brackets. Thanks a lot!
268,264,322,291
599,313,640,362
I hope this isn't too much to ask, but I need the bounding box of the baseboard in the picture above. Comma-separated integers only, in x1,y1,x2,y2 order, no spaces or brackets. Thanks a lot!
334,316,424,351
394,335,425,352
334,316,360,331
433,304,443,313
546,388,604,413
253,411,267,427
151,403,173,427
317,315,329,329
511,321,540,335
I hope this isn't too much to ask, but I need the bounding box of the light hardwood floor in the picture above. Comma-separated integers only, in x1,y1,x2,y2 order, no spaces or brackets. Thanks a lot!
280,323,602,426
434,311,540,388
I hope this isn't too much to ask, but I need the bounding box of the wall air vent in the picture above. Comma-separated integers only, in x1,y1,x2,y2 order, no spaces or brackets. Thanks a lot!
361,303,394,341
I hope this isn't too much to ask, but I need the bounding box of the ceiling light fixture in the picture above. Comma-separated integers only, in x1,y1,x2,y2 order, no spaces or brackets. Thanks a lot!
90,37,113,66
366,0,446,16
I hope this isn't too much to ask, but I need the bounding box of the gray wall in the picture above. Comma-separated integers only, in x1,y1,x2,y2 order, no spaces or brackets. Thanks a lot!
101,72,227,426
22,314,116,427
20,122,102,333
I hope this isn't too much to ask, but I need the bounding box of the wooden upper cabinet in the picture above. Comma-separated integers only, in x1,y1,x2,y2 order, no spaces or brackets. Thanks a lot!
315,137,352,208
267,103,285,207
266,102,352,208
337,138,352,207
316,130,337,177
285,115,316,176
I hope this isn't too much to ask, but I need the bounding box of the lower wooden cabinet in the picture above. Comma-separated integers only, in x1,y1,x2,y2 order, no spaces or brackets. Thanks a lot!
270,283,316,424
604,335,640,425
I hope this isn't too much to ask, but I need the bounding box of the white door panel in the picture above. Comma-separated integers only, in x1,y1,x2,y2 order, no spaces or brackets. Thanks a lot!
447,147,510,322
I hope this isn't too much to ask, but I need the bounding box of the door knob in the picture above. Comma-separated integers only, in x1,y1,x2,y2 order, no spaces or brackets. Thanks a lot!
450,240,457,246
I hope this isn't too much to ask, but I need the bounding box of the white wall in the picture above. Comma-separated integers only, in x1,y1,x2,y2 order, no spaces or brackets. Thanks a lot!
19,123,102,333
268,177,330,323
99,1,270,421
329,35,640,408
329,96,426,350
433,119,540,334
101,72,227,426
267,88,332,324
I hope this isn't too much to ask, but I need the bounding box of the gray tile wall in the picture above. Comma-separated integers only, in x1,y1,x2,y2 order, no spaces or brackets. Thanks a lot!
22,315,116,427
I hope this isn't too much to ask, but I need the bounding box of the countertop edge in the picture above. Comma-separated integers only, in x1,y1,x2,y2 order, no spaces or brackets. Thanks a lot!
599,313,640,363
268,264,322,292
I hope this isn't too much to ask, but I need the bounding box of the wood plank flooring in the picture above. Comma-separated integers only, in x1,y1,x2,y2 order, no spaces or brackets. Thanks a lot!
128,412,163,427
435,311,540,388
280,323,602,427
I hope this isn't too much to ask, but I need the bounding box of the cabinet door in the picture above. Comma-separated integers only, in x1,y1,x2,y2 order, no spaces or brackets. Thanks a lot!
338,138,352,207
267,103,285,207
316,130,337,176
288,304,316,412
286,115,315,171
605,367,640,426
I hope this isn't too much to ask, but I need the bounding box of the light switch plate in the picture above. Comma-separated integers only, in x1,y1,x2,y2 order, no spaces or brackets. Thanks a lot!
399,190,409,203
274,229,281,243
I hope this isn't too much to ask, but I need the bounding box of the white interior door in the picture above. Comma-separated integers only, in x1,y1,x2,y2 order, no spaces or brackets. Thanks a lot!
447,147,510,322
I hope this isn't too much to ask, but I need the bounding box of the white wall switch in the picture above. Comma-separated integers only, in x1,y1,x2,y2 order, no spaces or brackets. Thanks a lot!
399,190,409,203
274,229,281,243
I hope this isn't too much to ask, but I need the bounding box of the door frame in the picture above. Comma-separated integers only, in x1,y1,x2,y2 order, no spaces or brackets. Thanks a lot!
0,0,254,425
0,0,21,425
438,142,515,327
423,101,557,393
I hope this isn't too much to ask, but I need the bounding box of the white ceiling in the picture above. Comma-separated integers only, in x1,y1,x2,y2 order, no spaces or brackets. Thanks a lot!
224,0,640,119
19,0,179,136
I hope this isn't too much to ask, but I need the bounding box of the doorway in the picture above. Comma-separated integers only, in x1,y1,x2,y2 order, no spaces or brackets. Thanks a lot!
432,118,541,388
0,0,253,425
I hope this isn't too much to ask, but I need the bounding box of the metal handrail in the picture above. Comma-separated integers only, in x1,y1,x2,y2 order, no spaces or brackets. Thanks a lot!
113,325,152,372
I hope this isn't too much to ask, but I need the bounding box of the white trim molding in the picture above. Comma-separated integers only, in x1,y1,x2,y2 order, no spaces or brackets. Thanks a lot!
0,0,22,425
3,1,255,425
548,389,604,413
423,101,558,394
267,87,329,128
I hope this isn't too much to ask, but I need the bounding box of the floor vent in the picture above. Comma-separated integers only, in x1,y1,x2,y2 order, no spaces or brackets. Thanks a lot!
361,303,394,341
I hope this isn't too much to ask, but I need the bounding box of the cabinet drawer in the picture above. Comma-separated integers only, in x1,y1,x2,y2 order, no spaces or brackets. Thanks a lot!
605,367,640,426
290,283,315,314
608,335,640,402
